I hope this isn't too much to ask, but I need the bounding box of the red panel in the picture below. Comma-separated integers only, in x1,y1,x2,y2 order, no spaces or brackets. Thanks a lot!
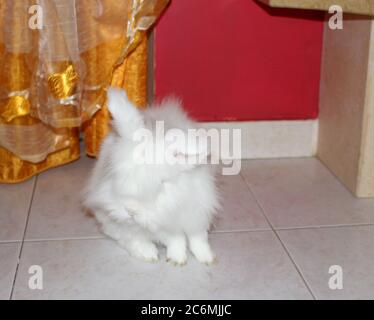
155,0,324,121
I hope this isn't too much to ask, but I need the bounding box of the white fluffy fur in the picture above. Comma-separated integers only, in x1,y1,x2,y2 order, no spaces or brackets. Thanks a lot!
83,87,220,265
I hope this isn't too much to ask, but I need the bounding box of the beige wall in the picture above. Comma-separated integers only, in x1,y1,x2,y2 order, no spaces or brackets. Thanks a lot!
318,15,374,197
259,0,374,16
357,21,374,196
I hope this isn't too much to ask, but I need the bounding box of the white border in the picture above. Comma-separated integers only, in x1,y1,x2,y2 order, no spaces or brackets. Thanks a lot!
200,120,319,159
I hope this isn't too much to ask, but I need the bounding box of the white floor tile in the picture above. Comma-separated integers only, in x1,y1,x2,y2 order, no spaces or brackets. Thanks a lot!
4,157,373,300
0,178,34,241
241,158,374,229
212,174,270,232
278,225,374,299
25,157,101,240
0,242,20,299
13,232,311,300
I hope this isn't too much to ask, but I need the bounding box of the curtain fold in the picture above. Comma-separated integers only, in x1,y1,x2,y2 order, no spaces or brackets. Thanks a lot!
0,0,169,183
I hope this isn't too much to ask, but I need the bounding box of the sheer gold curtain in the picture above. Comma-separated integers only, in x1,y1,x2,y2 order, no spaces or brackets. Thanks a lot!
0,0,168,183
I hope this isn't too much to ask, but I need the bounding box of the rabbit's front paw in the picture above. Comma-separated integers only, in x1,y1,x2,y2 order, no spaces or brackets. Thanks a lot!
122,240,159,263
189,235,216,265
166,239,187,266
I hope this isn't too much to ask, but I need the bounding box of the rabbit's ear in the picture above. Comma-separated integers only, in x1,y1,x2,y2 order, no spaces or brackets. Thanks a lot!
107,86,144,137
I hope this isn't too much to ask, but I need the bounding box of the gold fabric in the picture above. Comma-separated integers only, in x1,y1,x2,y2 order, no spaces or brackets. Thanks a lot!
0,0,169,183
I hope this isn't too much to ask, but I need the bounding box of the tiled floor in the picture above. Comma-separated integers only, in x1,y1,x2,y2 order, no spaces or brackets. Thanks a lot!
1,157,374,299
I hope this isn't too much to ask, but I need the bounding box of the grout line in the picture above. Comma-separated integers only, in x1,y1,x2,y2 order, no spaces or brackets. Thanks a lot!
23,236,106,243
0,240,22,244
21,230,271,242
210,228,272,234
14,223,373,245
239,172,317,300
10,222,374,245
275,223,374,231
9,176,38,300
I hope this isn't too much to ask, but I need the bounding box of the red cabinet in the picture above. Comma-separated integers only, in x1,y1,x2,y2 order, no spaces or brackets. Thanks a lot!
155,0,324,121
